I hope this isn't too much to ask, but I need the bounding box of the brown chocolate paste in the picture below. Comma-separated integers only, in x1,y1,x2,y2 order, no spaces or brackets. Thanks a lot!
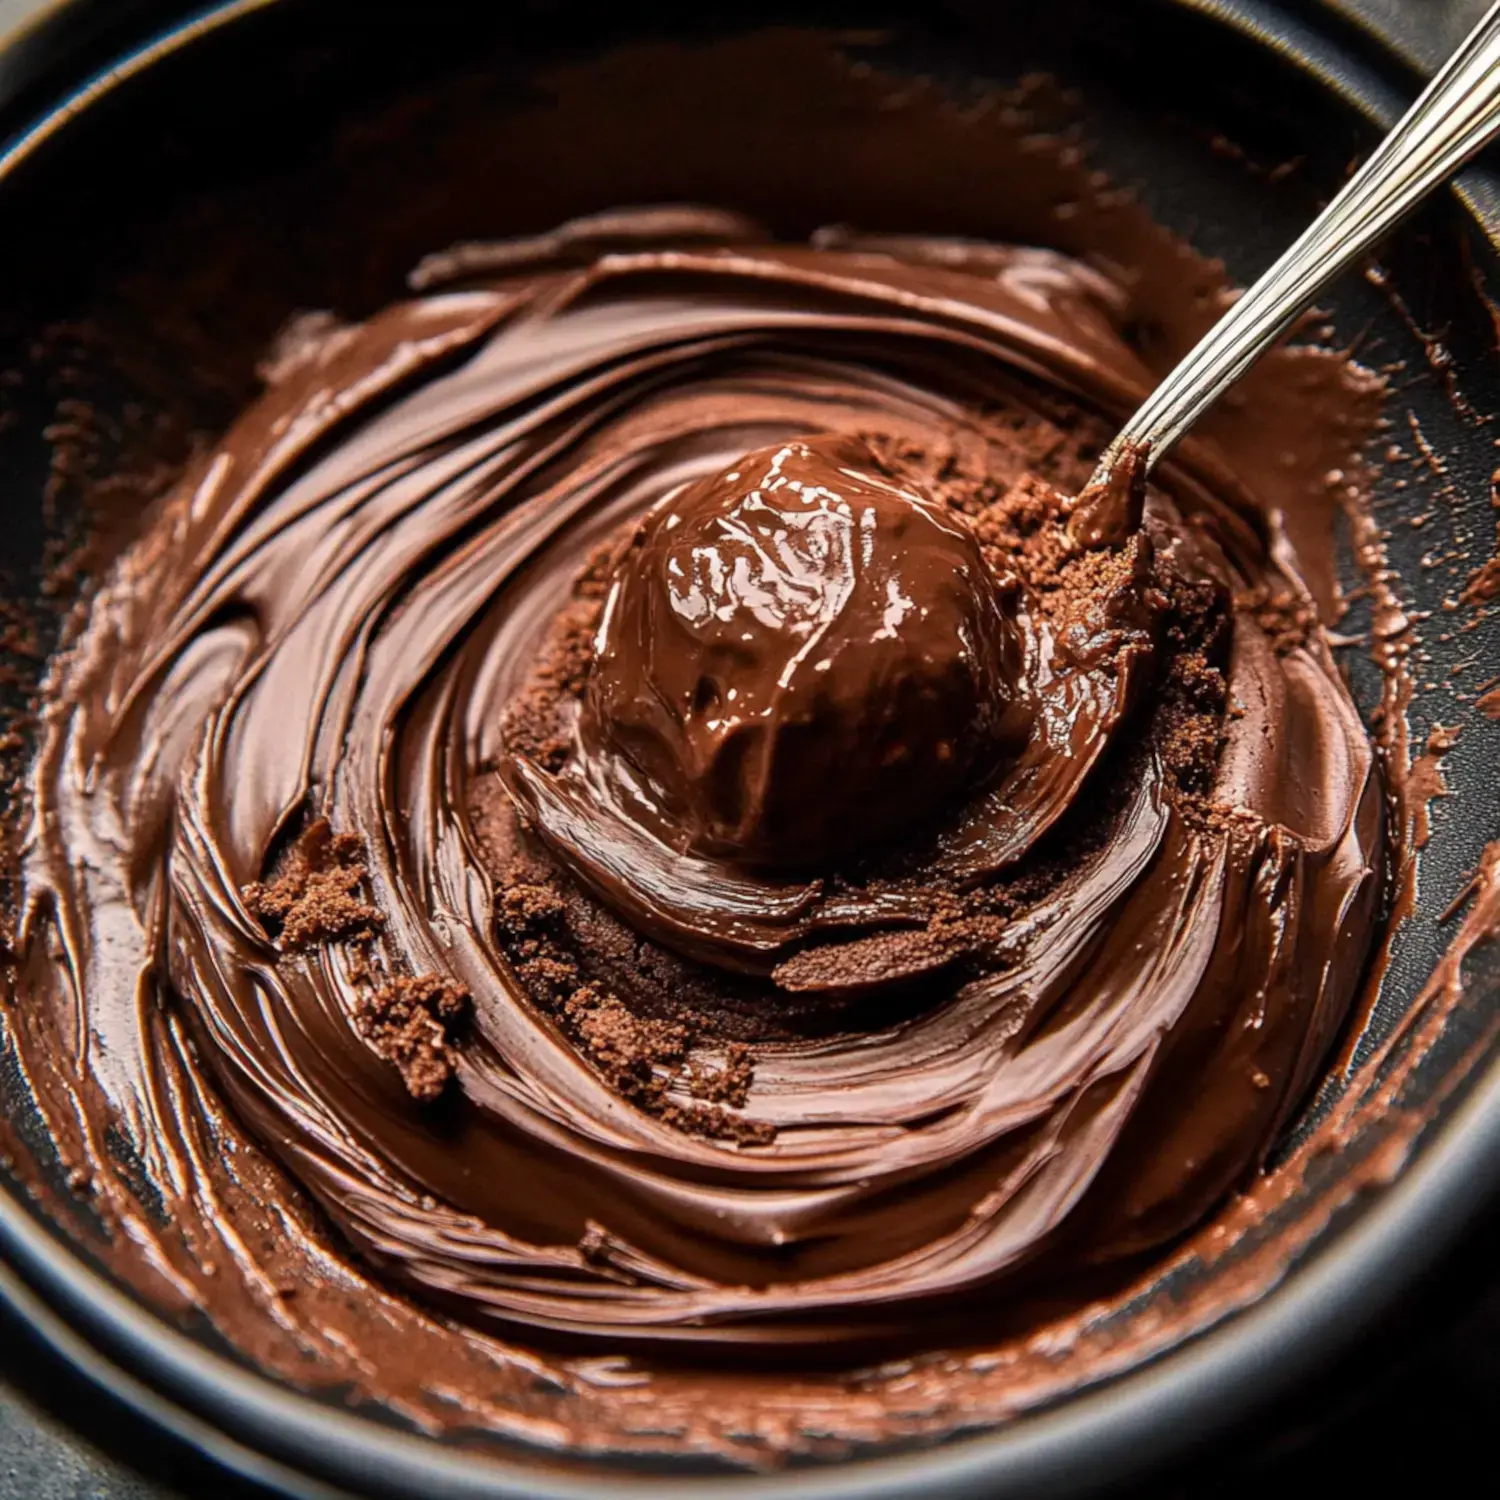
567,433,1026,874
0,34,1420,1467
5,205,1383,1350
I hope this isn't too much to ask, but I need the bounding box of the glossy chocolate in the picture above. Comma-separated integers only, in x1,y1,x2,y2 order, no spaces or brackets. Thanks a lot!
570,435,1023,872
4,206,1384,1355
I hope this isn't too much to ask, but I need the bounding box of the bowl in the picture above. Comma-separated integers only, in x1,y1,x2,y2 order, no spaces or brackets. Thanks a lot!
2,1,1500,1495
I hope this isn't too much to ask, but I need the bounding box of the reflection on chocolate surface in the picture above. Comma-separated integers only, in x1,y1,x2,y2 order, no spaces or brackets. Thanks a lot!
567,435,1023,873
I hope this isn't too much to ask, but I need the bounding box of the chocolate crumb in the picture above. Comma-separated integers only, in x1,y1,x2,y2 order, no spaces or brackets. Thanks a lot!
242,819,383,949
497,541,620,771
494,861,775,1144
352,974,471,1102
663,1098,776,1148
688,1044,755,1109
774,917,1009,994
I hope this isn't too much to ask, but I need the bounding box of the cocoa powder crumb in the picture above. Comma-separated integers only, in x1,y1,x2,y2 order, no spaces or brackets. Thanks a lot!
494,860,775,1144
242,819,383,949
688,1043,755,1109
498,881,567,929
662,1098,776,1147
352,974,471,1103
497,538,623,772
565,986,689,1084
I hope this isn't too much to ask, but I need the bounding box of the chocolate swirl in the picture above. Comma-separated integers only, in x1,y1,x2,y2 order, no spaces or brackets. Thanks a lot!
22,210,1383,1349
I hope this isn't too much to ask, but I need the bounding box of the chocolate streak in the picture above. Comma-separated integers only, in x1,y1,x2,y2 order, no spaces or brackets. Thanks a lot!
11,208,1383,1352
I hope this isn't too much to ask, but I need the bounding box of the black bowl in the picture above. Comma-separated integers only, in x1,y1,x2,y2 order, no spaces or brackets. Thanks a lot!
3,2,1500,1495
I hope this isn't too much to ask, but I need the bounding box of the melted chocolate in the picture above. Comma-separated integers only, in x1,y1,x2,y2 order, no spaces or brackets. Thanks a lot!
566,434,1023,873
7,206,1383,1352
0,31,1442,1467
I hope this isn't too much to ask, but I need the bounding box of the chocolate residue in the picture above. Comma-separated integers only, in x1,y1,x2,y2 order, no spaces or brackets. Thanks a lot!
492,856,776,1145
9,206,1383,1352
1462,467,1500,604
1406,725,1459,848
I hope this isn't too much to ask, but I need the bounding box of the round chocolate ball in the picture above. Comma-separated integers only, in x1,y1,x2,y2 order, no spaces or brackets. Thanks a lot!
579,435,1023,869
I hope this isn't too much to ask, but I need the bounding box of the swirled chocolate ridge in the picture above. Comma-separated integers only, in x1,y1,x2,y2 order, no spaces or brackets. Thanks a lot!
11,207,1382,1353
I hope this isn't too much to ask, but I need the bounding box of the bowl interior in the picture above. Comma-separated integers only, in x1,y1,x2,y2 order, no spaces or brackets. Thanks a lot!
4,0,1500,1490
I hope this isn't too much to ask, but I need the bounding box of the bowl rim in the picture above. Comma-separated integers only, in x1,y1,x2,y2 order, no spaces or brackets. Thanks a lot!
2,1,1499,1495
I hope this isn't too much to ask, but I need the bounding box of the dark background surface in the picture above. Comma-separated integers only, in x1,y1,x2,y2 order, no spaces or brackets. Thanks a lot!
1,0,1498,1494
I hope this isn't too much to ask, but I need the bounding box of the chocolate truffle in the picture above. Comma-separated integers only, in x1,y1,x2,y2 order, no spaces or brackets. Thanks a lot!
578,435,1024,869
